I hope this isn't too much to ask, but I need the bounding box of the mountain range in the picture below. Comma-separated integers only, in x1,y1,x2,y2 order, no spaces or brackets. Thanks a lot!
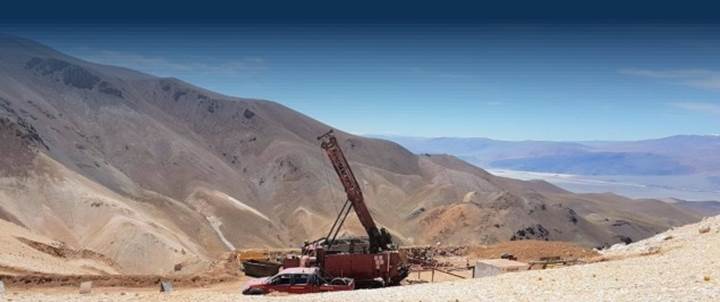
375,135,720,201
374,135,720,175
0,34,703,275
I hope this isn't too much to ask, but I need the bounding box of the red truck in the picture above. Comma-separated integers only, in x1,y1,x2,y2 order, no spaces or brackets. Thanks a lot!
242,267,354,295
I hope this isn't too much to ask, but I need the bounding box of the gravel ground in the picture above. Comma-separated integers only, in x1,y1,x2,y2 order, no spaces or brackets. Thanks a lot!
7,216,720,302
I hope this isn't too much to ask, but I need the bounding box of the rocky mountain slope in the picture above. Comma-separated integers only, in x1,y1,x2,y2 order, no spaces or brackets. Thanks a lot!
0,34,701,274
0,219,119,276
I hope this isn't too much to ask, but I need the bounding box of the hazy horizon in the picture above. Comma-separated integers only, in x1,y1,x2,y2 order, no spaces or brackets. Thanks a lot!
368,132,720,142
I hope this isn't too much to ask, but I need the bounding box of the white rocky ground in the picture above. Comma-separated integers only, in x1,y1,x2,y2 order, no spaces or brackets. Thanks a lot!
8,215,720,301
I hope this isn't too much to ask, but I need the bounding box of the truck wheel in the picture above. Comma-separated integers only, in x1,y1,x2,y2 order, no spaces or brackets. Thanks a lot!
369,279,385,288
243,287,265,295
330,278,350,286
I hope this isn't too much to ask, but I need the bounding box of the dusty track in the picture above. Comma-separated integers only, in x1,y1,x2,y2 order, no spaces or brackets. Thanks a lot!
0,240,593,290
467,240,599,262
0,273,243,289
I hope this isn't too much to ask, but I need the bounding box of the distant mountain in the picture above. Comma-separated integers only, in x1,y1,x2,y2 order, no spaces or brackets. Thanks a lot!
671,199,720,216
0,34,701,275
375,135,720,177
371,135,589,167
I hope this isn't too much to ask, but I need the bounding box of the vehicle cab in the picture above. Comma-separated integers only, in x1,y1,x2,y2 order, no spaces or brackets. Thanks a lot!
242,267,354,295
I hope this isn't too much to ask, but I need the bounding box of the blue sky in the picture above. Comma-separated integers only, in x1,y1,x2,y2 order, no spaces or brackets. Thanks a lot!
7,24,720,140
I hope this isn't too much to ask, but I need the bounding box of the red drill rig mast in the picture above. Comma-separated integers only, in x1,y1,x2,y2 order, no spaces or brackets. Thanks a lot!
283,130,408,287
317,129,394,253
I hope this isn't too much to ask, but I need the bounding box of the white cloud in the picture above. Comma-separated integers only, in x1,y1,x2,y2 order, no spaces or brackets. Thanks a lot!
624,69,720,119
410,67,472,79
619,68,717,78
80,50,267,77
619,68,720,90
685,78,720,90
669,102,720,115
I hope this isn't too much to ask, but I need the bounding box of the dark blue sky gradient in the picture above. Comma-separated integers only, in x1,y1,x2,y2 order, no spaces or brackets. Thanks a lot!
2,1,720,25
3,3,720,140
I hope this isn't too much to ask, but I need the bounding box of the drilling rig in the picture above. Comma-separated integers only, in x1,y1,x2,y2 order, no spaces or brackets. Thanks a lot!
282,130,409,287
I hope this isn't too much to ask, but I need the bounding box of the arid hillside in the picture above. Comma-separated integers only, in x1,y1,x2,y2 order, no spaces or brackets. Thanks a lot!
0,34,701,274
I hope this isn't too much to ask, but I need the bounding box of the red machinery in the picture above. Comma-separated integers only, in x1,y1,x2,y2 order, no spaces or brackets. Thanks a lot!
283,130,409,287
